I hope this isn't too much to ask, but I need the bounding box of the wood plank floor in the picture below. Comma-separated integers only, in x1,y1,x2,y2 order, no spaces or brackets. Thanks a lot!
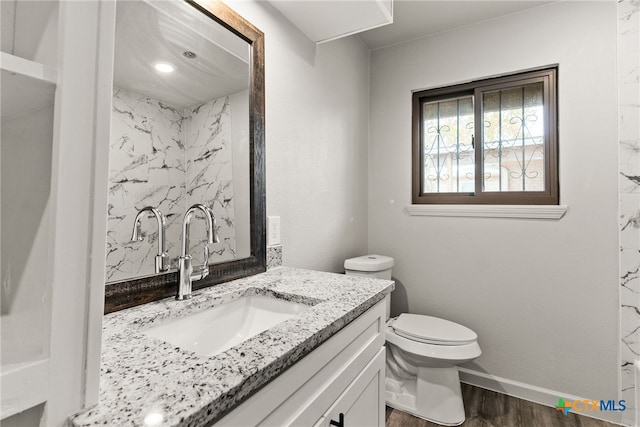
385,384,620,427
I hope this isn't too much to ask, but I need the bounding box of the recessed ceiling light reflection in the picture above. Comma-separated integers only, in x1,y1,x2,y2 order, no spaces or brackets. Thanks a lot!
154,62,175,73
143,410,164,426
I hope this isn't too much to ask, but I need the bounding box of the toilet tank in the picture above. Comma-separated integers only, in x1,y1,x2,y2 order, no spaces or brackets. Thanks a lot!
344,255,394,280
345,255,394,319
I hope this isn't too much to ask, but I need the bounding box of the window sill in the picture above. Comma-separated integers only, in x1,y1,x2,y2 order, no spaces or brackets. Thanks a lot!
405,204,568,219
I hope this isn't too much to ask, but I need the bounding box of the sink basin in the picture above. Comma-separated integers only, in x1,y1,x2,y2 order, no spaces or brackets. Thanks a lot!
144,295,311,357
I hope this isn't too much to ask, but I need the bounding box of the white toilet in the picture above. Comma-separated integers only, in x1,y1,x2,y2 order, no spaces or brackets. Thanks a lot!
344,255,481,426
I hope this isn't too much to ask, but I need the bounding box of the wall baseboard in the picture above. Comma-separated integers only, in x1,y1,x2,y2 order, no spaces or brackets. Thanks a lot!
458,368,625,426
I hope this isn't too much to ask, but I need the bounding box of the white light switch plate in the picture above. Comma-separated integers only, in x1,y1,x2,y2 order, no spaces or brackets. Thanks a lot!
267,216,281,246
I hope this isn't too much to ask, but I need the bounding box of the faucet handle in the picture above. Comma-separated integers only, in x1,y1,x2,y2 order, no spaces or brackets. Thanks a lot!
203,241,210,266
155,252,169,272
212,216,219,244
190,264,209,281
189,244,210,281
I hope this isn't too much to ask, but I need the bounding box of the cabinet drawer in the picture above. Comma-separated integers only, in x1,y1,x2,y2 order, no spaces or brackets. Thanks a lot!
314,348,385,427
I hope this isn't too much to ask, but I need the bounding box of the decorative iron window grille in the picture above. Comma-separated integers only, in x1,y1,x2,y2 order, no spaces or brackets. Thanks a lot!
412,67,558,205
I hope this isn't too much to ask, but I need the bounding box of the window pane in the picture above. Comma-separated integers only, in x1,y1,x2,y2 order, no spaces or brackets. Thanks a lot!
482,82,545,192
422,96,474,193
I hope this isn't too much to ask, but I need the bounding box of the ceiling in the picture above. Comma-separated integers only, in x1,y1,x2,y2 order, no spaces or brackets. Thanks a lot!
358,0,554,50
112,0,555,107
114,1,250,109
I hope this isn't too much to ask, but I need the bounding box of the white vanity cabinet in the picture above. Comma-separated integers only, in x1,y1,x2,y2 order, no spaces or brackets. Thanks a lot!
217,300,386,427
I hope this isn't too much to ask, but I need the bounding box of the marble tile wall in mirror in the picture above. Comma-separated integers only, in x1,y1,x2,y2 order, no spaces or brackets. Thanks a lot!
106,88,250,282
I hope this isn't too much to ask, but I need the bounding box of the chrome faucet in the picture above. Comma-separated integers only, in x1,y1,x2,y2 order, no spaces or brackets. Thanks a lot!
131,206,168,274
176,204,218,300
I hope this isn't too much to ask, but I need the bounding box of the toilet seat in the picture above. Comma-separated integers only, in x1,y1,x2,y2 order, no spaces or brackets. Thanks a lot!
391,314,477,346
386,322,481,363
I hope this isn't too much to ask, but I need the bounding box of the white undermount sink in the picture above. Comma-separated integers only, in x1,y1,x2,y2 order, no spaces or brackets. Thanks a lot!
144,294,311,357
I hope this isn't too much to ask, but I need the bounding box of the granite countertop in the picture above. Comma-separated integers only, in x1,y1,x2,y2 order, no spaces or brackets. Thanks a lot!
71,267,394,427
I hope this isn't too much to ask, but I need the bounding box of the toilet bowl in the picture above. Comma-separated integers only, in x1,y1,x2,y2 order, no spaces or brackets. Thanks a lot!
344,255,481,426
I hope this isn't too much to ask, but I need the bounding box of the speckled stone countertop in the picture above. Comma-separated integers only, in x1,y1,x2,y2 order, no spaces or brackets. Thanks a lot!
71,267,394,427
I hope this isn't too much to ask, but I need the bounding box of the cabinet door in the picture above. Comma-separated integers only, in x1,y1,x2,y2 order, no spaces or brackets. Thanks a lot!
315,348,385,427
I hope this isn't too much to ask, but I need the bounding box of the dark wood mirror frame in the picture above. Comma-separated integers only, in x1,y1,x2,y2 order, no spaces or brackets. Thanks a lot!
104,0,265,314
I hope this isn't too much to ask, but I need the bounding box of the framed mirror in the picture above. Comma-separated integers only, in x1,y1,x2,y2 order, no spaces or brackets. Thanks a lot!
104,0,265,313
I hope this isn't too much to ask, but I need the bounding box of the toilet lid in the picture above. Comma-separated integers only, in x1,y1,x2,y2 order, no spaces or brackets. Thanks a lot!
391,314,477,346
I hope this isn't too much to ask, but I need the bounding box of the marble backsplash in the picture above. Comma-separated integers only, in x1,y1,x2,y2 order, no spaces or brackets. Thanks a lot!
267,246,283,269
106,88,237,283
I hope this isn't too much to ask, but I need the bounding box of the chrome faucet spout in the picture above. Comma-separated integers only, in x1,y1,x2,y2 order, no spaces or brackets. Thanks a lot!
131,206,167,273
180,204,215,255
177,204,217,300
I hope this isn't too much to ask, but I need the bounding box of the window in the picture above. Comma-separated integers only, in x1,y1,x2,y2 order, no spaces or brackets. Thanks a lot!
412,67,558,205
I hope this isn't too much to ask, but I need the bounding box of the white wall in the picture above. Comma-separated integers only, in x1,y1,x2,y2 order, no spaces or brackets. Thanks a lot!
369,0,620,409
225,0,371,272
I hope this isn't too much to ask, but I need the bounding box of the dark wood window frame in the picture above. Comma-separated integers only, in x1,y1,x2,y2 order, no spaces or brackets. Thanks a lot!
412,67,558,205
